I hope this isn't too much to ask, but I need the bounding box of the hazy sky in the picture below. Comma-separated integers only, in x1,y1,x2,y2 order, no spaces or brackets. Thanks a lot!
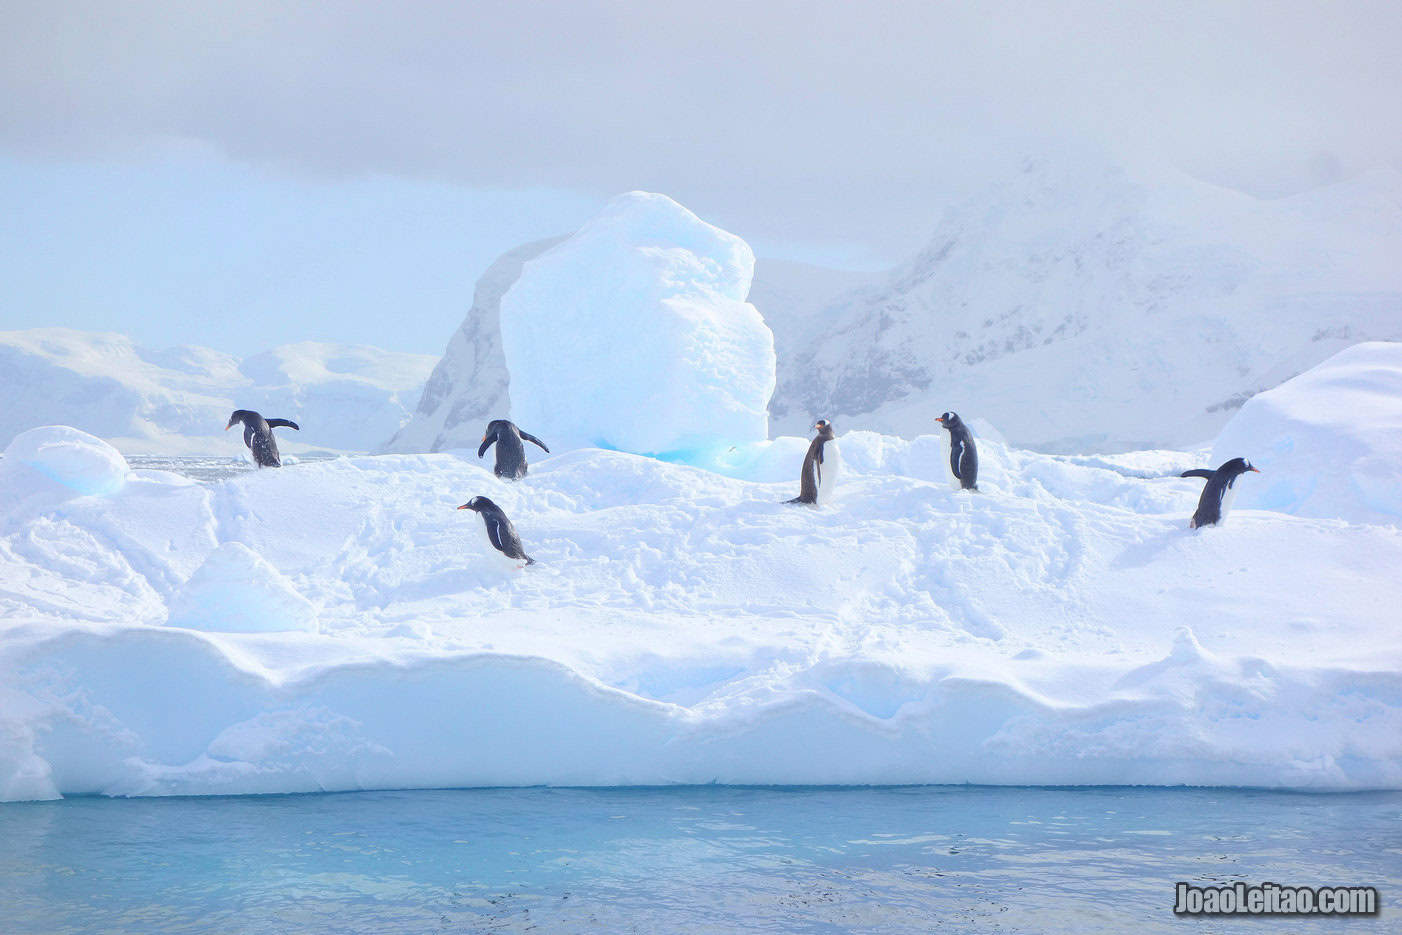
3,1,1399,354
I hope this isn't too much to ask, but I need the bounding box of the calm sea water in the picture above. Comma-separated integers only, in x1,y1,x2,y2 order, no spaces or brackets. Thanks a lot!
1,786,1397,934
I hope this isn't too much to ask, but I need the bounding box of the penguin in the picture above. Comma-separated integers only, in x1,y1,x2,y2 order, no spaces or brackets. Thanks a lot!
225,410,299,468
478,419,550,480
936,412,978,491
457,496,535,565
785,419,839,506
1181,458,1260,528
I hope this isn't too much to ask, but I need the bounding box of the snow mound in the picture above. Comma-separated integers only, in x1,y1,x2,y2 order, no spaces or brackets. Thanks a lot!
0,426,129,521
1211,342,1402,526
167,542,318,633
499,192,776,456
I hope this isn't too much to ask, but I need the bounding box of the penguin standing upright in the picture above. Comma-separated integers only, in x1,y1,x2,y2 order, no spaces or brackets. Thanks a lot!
936,411,978,491
479,419,550,480
226,410,299,468
785,419,839,506
1181,458,1260,528
457,496,535,565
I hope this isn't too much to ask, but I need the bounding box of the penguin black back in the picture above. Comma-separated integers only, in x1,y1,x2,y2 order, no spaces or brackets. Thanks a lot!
936,411,978,491
226,409,299,468
479,419,550,480
457,495,535,564
786,419,836,505
1182,457,1259,528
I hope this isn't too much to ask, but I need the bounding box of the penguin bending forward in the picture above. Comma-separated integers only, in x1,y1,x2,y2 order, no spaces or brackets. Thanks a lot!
479,419,550,480
936,411,978,491
458,496,535,565
1181,458,1259,528
226,409,299,468
785,419,839,506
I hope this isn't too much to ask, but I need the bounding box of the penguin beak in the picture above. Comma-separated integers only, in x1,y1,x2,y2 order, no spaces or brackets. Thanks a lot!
481,434,488,443
457,503,469,510
1249,467,1261,473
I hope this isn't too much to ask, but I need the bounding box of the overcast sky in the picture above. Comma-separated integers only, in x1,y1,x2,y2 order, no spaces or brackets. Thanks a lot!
3,0,1399,354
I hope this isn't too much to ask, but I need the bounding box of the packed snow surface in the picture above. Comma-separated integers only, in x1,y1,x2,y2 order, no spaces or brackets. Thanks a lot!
2,402,1399,801
498,192,776,456
1211,342,1402,526
166,542,319,634
0,328,435,455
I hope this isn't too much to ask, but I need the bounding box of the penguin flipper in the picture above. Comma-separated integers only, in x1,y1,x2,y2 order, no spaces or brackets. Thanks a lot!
1180,469,1215,481
521,431,550,453
266,419,299,431
478,436,496,458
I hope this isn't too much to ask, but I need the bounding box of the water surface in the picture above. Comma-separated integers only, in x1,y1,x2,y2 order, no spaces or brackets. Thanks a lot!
2,786,1397,934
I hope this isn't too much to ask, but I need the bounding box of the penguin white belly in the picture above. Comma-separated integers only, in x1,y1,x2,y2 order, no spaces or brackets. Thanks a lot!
817,442,840,504
940,434,962,490
1219,480,1239,525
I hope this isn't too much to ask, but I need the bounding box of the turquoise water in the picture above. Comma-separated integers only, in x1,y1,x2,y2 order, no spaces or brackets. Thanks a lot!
2,786,1397,933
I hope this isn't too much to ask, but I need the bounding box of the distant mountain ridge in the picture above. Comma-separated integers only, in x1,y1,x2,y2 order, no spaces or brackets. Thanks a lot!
0,328,435,453
388,162,1401,454
767,159,1402,450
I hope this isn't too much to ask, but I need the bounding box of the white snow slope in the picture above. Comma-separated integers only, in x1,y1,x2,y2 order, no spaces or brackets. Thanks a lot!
769,158,1402,450
0,328,436,455
2,381,1400,800
1211,342,1402,526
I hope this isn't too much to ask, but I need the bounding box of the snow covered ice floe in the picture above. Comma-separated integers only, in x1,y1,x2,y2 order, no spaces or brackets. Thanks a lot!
1211,341,1402,526
2,408,1401,800
497,191,776,457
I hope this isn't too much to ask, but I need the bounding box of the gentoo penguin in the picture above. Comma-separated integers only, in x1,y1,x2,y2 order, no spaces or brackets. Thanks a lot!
478,419,550,480
1181,458,1260,528
785,419,839,506
225,410,299,468
936,411,978,491
458,496,535,565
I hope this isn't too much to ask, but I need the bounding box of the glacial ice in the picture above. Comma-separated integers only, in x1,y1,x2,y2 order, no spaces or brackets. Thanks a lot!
497,192,776,457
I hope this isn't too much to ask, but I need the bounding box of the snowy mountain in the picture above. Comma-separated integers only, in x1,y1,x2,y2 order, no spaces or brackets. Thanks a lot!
391,165,1401,456
770,159,1402,450
0,328,436,454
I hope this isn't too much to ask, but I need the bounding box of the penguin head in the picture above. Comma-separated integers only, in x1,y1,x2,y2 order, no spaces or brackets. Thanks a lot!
814,419,835,438
936,411,963,430
482,419,511,442
1220,457,1261,476
225,410,254,431
457,495,499,513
